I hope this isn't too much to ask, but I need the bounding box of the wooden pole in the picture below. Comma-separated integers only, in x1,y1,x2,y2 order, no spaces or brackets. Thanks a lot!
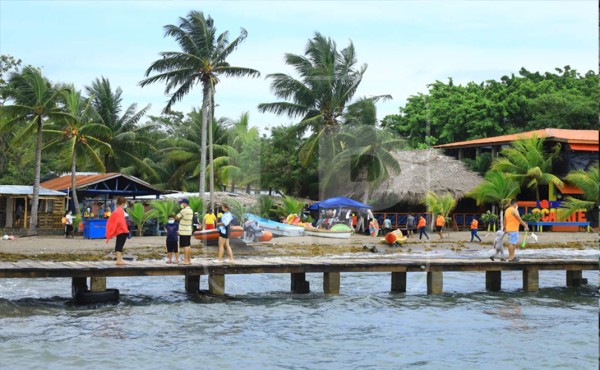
391,271,407,293
485,271,502,291
427,271,443,294
323,272,340,295
209,274,225,295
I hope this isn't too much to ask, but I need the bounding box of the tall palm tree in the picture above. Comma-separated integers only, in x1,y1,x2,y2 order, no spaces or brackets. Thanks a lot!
140,10,260,204
44,88,111,214
258,33,390,167
492,135,563,201
557,165,598,221
467,170,521,229
85,77,154,177
0,66,69,233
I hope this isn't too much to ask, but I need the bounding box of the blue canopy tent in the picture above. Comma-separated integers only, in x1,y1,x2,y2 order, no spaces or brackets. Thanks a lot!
308,197,371,211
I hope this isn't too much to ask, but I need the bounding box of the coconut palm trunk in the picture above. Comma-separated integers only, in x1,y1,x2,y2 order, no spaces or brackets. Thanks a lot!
209,85,215,212
70,150,80,215
199,82,209,204
29,116,43,234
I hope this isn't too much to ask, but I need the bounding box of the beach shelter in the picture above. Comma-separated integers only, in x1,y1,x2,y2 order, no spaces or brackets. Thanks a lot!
308,196,371,211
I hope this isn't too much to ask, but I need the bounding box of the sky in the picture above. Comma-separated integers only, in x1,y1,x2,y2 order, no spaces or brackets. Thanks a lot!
1,0,597,135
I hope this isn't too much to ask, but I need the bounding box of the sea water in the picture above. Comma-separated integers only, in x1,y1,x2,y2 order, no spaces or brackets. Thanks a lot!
0,254,597,370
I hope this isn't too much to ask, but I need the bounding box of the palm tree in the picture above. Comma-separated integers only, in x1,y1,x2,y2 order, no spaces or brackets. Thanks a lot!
258,33,390,170
327,125,405,203
0,66,69,232
128,203,157,236
44,88,111,214
492,135,563,201
467,170,521,229
421,192,458,231
140,10,260,204
85,77,154,177
150,199,179,226
557,165,598,221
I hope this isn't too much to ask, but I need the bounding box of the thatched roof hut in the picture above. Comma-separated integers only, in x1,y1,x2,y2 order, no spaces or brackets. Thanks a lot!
343,149,483,209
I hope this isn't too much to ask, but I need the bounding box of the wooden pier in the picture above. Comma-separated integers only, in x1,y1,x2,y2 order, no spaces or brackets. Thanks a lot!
0,257,596,299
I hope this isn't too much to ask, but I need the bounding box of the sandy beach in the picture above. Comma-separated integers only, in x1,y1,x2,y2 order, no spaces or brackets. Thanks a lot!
0,230,596,261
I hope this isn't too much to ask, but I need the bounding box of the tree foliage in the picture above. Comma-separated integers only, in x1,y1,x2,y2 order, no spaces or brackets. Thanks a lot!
383,66,598,148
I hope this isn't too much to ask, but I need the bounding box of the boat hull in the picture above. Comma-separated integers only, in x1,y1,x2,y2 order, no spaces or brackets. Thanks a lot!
303,226,352,239
193,226,244,241
246,214,305,237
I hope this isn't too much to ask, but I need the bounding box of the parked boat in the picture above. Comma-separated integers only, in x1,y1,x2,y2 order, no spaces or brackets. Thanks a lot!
193,226,244,241
303,224,352,239
245,214,305,237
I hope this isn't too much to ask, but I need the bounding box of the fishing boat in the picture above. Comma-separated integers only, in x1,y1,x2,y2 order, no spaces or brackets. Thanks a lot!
245,214,305,237
303,224,352,239
193,225,244,241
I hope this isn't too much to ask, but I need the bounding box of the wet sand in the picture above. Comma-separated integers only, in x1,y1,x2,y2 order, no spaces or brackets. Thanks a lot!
0,230,596,261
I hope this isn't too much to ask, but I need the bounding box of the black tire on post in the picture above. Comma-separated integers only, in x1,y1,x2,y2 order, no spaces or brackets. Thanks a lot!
74,289,120,305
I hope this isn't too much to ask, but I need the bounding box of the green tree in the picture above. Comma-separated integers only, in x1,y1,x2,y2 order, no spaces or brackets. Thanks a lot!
44,88,111,214
557,165,598,221
327,126,405,203
128,202,156,236
491,135,563,202
85,77,154,177
0,66,69,232
467,171,521,230
141,10,259,203
421,192,457,230
150,199,179,226
258,33,389,198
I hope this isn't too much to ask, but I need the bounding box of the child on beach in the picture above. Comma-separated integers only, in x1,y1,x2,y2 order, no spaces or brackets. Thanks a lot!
164,215,179,264
490,230,506,261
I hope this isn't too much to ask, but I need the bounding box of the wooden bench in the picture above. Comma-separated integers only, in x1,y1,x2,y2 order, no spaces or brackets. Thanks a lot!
528,221,591,232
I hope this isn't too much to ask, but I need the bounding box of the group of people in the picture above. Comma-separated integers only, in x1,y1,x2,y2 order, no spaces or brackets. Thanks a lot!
105,197,235,265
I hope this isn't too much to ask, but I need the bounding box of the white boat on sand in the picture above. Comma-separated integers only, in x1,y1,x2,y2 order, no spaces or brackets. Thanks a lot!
245,214,305,237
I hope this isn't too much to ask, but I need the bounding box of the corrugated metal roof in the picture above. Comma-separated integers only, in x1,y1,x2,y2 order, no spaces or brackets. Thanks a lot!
0,185,66,196
40,173,163,194
434,128,599,149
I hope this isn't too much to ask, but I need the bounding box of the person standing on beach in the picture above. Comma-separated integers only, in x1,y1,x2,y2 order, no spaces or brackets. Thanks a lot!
406,214,415,238
383,217,392,235
504,199,528,262
176,198,194,265
417,216,429,240
164,215,179,264
64,210,74,238
203,210,216,230
470,217,482,242
106,196,129,265
14,204,23,228
435,213,445,239
216,203,235,262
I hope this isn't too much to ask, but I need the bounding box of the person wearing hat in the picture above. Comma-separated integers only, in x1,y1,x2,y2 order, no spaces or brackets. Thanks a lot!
176,198,194,265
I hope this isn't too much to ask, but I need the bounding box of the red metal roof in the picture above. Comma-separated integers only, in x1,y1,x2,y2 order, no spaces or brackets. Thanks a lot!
41,173,122,191
434,128,599,149
558,183,584,195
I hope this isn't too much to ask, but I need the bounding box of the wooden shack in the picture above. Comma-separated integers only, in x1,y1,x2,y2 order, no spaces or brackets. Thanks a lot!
0,185,67,230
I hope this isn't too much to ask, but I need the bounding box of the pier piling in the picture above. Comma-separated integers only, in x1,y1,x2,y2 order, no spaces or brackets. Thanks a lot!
485,271,502,292
323,272,340,295
427,271,443,295
185,275,200,293
209,274,225,295
523,269,539,292
391,271,407,293
291,273,310,294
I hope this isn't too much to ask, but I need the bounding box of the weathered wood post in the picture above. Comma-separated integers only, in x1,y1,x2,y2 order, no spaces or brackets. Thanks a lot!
209,274,225,295
523,269,539,292
323,272,340,295
291,273,310,294
185,275,200,293
391,271,407,293
485,271,502,291
427,271,443,295
566,270,585,287
90,277,107,292
71,277,87,298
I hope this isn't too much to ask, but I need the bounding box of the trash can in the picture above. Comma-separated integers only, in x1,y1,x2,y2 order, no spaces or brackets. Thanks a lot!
83,218,107,239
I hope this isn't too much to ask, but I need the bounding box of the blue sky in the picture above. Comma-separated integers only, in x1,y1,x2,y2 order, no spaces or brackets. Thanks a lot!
1,1,597,134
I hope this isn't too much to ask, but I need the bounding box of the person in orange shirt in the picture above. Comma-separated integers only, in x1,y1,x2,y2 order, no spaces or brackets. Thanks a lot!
504,199,528,262
470,217,481,242
435,213,445,239
417,216,429,240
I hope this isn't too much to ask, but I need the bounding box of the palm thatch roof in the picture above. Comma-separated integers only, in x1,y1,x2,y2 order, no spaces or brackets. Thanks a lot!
344,149,483,208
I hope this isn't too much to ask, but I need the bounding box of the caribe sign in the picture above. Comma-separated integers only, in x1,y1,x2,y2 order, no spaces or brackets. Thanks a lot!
530,199,587,222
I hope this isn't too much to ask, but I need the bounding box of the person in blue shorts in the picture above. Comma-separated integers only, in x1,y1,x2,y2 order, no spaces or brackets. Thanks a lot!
164,215,179,264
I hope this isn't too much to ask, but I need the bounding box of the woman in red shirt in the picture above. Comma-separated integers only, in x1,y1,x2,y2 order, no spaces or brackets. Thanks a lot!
105,196,130,265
